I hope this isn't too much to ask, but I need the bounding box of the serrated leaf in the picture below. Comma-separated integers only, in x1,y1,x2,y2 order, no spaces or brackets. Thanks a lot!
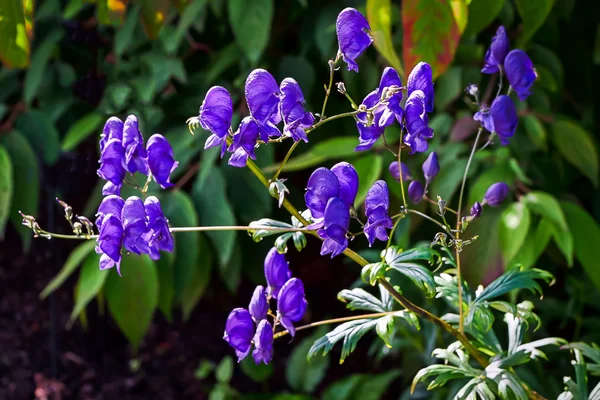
384,247,436,298
24,28,63,105
367,0,403,76
228,0,273,65
40,240,96,298
62,112,104,152
249,218,294,242
412,365,477,393
474,267,554,304
69,252,107,325
338,288,390,313
286,327,330,393
498,201,531,262
308,318,380,363
0,0,30,68
0,145,13,238
515,0,555,45
552,119,599,187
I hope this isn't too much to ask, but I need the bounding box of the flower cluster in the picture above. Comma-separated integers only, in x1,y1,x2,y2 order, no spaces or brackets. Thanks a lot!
389,151,440,204
473,26,537,144
95,116,177,273
224,248,307,364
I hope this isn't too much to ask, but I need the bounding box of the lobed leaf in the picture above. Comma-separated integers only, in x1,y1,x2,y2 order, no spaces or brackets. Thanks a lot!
338,288,391,313
475,267,554,304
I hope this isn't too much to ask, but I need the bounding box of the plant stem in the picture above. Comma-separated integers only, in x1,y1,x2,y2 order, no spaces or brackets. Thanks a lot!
320,55,340,121
171,226,307,233
406,209,455,239
307,109,361,133
271,141,300,181
424,195,457,214
455,127,483,334
397,145,408,209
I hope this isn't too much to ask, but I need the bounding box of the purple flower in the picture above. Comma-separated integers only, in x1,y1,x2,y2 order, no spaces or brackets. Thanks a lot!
96,214,123,274
264,247,292,299
252,320,274,365
473,105,494,133
483,182,509,206
364,181,393,246
408,181,424,204
407,62,434,113
102,181,121,196
355,89,385,151
389,161,411,183
264,248,292,298
330,162,359,209
223,308,255,362
249,285,269,322
245,69,282,142
336,8,372,72
97,138,127,187
318,197,350,258
504,49,536,101
122,115,148,175
121,196,149,255
470,202,483,219
404,90,434,153
228,117,260,168
474,95,518,145
144,196,174,260
147,134,179,188
279,78,315,143
198,86,233,155
377,67,404,127
277,278,308,337
482,26,510,74
422,152,440,185
96,195,125,229
305,167,340,219
100,117,124,152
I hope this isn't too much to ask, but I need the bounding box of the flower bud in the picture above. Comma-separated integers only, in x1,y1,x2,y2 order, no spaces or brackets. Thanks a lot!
483,182,509,206
336,82,346,94
389,161,411,183
422,152,440,185
408,181,424,204
466,83,479,97
470,201,483,218
249,285,268,322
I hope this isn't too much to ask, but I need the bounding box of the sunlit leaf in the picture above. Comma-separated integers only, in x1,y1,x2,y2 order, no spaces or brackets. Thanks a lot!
338,288,391,313
499,201,531,262
61,112,104,152
384,246,436,298
97,0,127,26
0,146,13,238
367,0,403,76
228,0,273,65
0,0,30,68
474,267,554,304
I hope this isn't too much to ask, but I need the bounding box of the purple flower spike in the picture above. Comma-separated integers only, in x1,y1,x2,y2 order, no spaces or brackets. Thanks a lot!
389,161,411,183
96,214,123,274
364,181,393,246
121,196,149,255
100,117,124,152
482,26,510,74
228,117,260,168
470,202,483,219
96,195,125,229
319,197,350,258
305,167,340,219
330,162,359,209
490,95,518,145
483,182,509,206
147,134,179,189
504,50,537,101
249,285,269,322
422,152,440,185
98,138,127,187
378,67,404,127
223,308,255,362
336,8,372,72
407,62,434,113
102,181,121,196
279,78,315,143
355,90,385,151
277,278,308,337
198,86,233,155
404,90,434,154
245,69,282,142
408,181,424,204
122,115,149,175
252,320,274,365
264,247,292,299
144,196,174,260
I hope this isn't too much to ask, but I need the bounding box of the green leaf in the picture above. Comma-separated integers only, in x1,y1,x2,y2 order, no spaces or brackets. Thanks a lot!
115,4,139,57
412,365,477,392
429,158,468,202
354,153,383,208
105,254,158,350
308,318,380,363
23,28,63,105
228,0,273,64
434,67,463,110
375,314,395,348
69,252,108,325
515,0,555,45
510,218,552,270
498,201,531,262
367,0,403,76
15,110,60,165
384,247,436,297
268,137,360,173
240,355,273,383
402,0,461,79
0,0,30,68
156,251,174,322
97,0,127,26
159,0,207,54
449,0,468,34
547,218,574,267
522,114,547,152
360,262,387,286
1,130,39,251
523,191,568,231
561,201,600,291
338,288,391,313
40,240,96,298
474,267,554,304
467,164,515,206
140,0,169,39
63,0,85,19
62,112,104,152
277,56,316,98
464,0,505,36
551,119,599,187
215,356,233,384
286,327,330,393
0,145,13,238
180,234,213,321
352,370,402,400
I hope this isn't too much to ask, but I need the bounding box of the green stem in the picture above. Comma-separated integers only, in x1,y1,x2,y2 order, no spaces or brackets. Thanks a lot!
320,54,340,121
271,141,300,181
397,145,408,209
406,209,454,239
307,109,361,133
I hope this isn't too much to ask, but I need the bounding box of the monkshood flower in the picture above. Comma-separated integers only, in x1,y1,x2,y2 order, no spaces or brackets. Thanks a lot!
482,26,510,74
505,49,537,101
474,95,518,145
228,117,260,168
483,182,509,206
122,115,149,175
355,89,385,151
147,134,179,188
277,278,308,337
305,162,358,221
318,197,351,258
470,201,483,219
364,181,393,246
407,62,434,113
331,162,359,208
389,161,412,183
96,214,123,274
95,195,124,230
279,78,315,143
245,69,282,142
100,117,124,153
404,90,434,153
336,8,372,72
408,181,424,204
121,196,150,255
252,320,274,365
264,247,292,299
377,67,404,127
223,308,254,362
98,138,127,188
144,196,174,260
249,285,269,322
422,152,440,186
196,86,233,156
102,182,121,196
